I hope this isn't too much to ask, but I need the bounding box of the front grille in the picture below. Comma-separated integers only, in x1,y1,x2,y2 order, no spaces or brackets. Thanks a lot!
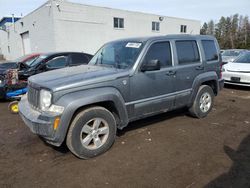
28,86,40,108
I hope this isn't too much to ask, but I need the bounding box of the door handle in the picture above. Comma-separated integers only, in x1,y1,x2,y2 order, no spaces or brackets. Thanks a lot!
166,70,176,76
196,66,204,70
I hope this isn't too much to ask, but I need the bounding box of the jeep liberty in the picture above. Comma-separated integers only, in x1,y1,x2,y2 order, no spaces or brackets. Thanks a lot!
19,35,224,159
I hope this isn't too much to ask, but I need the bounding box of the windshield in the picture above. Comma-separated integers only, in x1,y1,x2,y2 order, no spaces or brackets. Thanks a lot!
24,56,39,66
28,55,48,67
0,62,18,69
233,52,250,63
89,41,143,69
222,50,242,57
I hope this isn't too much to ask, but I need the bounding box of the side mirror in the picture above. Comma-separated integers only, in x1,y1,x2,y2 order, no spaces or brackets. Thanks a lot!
141,59,161,72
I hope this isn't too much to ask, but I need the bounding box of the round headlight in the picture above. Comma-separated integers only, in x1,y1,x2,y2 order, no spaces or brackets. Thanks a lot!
40,89,52,111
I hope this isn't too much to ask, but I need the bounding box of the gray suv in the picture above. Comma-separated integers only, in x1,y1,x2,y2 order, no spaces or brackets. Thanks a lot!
19,35,224,159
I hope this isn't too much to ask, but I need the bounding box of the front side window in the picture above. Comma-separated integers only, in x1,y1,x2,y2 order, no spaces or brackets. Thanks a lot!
152,22,160,31
180,25,187,33
89,41,143,69
176,41,200,65
46,56,67,69
202,40,218,61
114,17,124,29
143,42,172,68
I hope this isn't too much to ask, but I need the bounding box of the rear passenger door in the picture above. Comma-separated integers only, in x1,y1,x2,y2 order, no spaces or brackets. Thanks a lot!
174,40,204,107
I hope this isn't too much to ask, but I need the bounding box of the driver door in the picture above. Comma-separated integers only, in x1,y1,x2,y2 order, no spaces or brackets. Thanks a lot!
128,41,176,118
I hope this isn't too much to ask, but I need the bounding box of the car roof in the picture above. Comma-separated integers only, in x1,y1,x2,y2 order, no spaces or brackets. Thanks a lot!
110,34,216,43
42,52,90,57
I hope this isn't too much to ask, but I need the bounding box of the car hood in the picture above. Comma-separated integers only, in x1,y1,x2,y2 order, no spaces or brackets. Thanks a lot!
225,62,250,72
29,65,129,91
0,69,6,75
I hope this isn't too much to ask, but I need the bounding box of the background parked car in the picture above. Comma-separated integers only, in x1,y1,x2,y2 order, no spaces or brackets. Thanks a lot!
0,53,40,76
0,52,93,99
222,51,250,86
18,52,93,80
221,49,247,64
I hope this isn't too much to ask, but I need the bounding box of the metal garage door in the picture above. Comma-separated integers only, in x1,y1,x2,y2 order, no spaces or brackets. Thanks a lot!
21,32,31,55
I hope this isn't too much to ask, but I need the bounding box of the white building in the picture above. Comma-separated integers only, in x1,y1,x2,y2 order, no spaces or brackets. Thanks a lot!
0,0,201,60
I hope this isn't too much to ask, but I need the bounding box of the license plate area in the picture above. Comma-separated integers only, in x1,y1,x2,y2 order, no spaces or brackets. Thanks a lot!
231,77,241,82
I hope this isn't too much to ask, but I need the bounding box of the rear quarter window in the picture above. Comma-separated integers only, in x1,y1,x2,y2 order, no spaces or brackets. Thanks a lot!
71,53,90,65
176,41,200,65
201,40,218,61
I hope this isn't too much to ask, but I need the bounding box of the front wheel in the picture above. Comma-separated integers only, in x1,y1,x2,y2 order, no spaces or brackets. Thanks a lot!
189,85,214,118
66,106,117,159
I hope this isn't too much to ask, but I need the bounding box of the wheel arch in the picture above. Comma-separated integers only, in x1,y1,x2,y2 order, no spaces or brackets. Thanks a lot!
54,87,129,146
189,71,219,106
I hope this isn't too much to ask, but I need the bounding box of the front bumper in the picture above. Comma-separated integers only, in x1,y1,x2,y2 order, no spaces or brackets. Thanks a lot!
222,71,250,87
19,95,62,146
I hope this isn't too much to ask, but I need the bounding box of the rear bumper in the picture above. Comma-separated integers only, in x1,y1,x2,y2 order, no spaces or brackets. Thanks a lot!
19,95,62,146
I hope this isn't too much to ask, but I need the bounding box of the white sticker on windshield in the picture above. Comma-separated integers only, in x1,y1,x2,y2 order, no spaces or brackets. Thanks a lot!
126,42,142,48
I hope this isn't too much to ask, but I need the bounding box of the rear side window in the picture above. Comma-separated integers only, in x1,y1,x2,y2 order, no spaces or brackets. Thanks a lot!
176,41,200,65
71,53,89,65
202,40,218,61
144,42,172,68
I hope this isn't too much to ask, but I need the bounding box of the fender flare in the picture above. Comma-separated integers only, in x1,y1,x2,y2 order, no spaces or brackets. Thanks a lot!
54,87,129,145
189,71,219,105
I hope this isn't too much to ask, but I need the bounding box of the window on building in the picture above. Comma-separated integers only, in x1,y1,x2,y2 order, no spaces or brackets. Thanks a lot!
152,22,160,31
201,40,219,61
114,17,124,29
180,25,187,33
176,41,200,65
143,42,172,68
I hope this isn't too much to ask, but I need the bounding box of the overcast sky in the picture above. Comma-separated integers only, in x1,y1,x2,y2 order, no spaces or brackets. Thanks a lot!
0,0,249,23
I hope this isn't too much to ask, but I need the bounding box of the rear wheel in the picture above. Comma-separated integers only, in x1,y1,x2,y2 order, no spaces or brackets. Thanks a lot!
66,106,116,159
189,85,214,118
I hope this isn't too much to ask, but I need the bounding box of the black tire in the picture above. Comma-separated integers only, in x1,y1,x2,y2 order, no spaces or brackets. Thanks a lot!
66,106,117,159
189,85,214,118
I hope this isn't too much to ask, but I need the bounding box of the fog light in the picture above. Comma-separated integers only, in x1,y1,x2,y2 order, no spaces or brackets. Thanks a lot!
53,117,61,130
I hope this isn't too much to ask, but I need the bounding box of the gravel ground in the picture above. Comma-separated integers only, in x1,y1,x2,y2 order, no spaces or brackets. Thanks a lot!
0,85,250,188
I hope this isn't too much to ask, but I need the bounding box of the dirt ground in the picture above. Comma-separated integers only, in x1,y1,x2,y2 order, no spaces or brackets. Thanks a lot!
0,85,250,188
